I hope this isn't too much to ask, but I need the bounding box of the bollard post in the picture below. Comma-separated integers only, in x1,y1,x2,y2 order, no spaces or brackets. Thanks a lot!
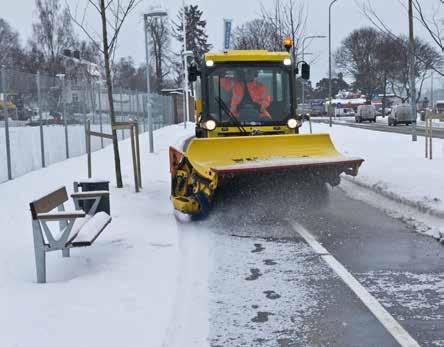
36,71,45,167
1,66,12,180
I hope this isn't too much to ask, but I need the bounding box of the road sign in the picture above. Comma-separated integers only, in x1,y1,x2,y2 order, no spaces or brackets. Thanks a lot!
223,19,232,50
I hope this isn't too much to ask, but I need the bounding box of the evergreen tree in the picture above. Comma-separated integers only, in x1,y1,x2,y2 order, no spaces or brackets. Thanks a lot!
172,5,212,85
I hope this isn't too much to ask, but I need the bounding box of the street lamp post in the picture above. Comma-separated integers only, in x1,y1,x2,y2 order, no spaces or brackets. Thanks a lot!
56,73,69,159
182,0,190,129
302,35,326,112
408,0,417,142
144,9,168,153
329,0,339,127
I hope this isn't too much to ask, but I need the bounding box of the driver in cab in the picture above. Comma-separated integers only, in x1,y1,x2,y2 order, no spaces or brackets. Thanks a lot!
219,69,272,119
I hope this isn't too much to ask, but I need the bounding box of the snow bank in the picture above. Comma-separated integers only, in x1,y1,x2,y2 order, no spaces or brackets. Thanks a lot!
0,123,197,347
307,123,444,239
311,123,444,212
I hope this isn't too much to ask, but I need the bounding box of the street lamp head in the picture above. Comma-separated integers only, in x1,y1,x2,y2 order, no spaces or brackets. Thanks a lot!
144,9,168,18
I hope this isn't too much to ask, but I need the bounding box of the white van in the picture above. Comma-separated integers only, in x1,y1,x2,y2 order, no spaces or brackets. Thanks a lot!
355,105,376,123
388,104,416,126
334,107,355,117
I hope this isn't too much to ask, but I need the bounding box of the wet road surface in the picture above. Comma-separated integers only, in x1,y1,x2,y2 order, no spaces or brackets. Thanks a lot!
191,180,444,346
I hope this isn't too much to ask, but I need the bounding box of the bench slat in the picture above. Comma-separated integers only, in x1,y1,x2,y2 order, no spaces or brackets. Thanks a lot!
67,212,111,246
36,211,86,220
71,191,109,198
30,187,68,219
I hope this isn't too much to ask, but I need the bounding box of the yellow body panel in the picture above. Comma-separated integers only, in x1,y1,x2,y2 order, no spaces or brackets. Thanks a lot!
205,50,290,63
186,133,361,178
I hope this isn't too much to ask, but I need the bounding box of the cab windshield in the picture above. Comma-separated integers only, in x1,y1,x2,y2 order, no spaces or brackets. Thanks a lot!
207,65,291,124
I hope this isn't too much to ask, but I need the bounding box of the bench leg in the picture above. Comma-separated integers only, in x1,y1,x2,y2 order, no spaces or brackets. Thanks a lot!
34,246,46,284
62,248,70,258
32,221,46,283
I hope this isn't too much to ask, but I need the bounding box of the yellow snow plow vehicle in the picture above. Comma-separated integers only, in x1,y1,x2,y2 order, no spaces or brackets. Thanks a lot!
170,42,363,218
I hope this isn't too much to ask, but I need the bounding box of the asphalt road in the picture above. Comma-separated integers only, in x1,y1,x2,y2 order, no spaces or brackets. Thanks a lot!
189,180,444,347
313,117,444,139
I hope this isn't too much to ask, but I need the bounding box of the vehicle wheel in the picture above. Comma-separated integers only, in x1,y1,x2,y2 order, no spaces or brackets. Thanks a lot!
373,118,377,122
190,192,211,221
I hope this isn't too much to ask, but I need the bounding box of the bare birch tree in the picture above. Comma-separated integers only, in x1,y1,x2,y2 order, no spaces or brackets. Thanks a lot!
359,0,444,76
68,0,141,188
261,0,308,60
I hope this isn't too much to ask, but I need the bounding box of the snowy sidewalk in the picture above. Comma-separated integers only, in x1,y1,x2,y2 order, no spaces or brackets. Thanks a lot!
0,124,195,347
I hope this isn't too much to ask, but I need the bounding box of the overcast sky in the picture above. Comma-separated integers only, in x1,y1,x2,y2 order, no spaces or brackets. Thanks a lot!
2,0,440,84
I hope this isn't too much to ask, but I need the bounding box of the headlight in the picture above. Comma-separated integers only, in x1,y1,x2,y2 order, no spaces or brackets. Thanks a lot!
205,119,216,130
287,118,298,129
283,58,292,66
206,60,214,67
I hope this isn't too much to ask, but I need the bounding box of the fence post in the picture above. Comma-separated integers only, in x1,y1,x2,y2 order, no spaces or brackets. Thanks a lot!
59,75,69,159
120,88,124,140
142,94,147,133
36,71,45,168
1,66,12,180
97,82,104,148
135,89,140,128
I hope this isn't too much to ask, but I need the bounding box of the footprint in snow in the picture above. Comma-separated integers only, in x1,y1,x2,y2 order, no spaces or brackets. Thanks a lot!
263,290,281,300
251,311,273,323
245,268,262,281
251,243,265,253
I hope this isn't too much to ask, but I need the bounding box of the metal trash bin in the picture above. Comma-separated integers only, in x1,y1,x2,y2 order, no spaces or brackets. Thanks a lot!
73,180,110,214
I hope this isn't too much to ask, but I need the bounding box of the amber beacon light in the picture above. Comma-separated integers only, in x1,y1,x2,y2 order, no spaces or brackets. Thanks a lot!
283,37,293,52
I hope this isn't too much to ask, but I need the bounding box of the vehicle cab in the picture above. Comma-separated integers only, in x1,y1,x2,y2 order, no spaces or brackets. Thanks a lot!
188,49,310,138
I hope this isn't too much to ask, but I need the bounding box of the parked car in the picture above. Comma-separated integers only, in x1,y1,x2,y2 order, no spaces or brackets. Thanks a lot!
388,104,416,126
335,107,355,117
355,105,376,123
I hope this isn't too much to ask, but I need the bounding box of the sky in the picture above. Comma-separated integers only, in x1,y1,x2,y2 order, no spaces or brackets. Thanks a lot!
1,0,441,85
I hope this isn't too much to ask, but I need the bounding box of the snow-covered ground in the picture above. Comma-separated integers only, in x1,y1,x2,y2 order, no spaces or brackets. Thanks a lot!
1,120,443,347
0,124,198,347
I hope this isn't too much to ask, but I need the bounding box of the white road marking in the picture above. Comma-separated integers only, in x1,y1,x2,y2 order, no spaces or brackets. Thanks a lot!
289,221,421,347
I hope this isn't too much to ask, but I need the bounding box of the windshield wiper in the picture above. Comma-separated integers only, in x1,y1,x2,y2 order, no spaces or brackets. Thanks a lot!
215,96,248,135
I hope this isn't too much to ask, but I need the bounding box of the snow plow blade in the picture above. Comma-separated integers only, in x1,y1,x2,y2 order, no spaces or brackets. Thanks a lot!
170,133,364,217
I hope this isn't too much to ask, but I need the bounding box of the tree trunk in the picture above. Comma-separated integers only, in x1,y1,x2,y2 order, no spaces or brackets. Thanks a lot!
100,0,123,188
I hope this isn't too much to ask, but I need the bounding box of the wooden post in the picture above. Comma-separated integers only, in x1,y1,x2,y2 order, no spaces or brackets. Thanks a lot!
130,124,139,193
430,118,433,160
425,117,429,158
86,120,92,178
134,121,142,188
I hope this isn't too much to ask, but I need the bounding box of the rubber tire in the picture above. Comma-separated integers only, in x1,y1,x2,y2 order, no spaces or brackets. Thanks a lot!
190,192,211,221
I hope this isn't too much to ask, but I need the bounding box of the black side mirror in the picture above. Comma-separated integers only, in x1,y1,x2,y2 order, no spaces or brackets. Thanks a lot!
188,64,200,83
301,62,310,80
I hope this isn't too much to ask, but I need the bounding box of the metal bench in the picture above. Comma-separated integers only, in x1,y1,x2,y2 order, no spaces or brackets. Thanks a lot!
29,186,112,283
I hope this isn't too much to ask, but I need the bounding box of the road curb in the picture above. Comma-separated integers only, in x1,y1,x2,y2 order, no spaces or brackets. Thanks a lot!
342,176,444,243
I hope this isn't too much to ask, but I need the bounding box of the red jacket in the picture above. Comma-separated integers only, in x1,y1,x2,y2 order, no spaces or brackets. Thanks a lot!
219,77,271,118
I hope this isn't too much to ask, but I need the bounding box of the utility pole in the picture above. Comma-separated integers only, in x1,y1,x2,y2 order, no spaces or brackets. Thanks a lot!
329,0,339,127
408,0,417,141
